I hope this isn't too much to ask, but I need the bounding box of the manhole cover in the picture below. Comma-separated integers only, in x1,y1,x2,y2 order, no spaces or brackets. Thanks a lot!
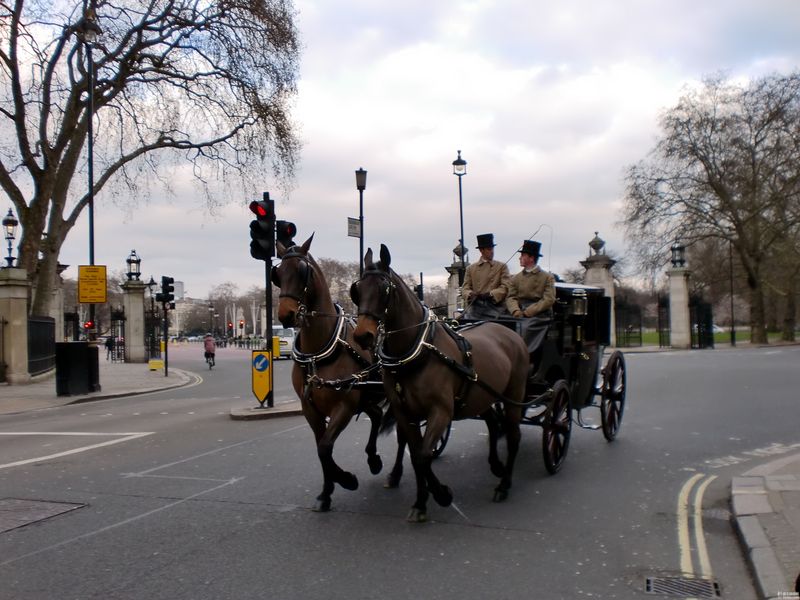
0,498,85,534
646,576,721,597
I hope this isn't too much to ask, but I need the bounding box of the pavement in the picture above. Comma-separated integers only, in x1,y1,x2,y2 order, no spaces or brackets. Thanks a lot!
0,347,798,599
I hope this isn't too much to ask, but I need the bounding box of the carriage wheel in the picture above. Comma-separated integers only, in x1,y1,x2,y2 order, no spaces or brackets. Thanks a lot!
432,421,452,458
600,351,626,441
542,380,572,475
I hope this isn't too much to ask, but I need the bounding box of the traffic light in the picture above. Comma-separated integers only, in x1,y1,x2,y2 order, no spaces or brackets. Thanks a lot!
238,319,244,330
227,321,233,335
249,193,275,260
84,320,94,330
160,275,175,305
276,220,297,248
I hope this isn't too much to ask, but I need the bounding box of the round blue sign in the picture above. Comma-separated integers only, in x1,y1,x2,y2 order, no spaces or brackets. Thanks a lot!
253,354,270,372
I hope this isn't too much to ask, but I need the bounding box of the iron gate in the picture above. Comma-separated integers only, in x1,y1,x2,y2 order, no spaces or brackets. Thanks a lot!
615,299,642,347
690,296,714,349
657,294,670,348
109,308,126,362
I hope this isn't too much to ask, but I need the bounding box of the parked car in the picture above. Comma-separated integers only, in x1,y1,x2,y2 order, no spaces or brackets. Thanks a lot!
274,327,296,358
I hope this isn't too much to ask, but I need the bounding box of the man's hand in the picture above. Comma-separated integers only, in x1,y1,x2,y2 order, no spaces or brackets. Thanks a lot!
512,309,523,318
477,292,492,301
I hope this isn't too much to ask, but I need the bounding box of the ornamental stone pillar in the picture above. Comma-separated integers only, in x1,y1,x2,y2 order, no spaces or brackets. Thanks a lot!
121,279,147,362
580,232,617,347
0,267,31,384
668,266,692,349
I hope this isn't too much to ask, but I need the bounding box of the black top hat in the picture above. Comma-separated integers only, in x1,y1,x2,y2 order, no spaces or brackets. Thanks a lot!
476,233,496,249
519,239,543,257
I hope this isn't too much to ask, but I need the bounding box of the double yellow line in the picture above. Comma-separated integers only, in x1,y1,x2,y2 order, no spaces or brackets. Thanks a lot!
677,473,718,579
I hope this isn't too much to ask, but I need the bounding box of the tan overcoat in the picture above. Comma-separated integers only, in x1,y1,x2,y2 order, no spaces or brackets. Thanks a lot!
506,266,556,317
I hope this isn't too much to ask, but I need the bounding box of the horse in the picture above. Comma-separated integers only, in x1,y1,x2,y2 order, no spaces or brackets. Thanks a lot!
352,245,530,522
271,235,404,512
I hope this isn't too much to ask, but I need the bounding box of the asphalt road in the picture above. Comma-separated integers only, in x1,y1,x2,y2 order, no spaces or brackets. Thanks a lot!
1,343,798,599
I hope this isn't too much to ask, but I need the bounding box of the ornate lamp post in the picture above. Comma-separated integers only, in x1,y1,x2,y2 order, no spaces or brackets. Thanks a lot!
355,168,367,276
452,150,467,285
76,4,102,342
2,208,18,267
125,249,141,281
670,239,686,268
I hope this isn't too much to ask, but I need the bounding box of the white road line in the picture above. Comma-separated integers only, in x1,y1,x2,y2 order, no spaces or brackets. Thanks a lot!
0,432,154,470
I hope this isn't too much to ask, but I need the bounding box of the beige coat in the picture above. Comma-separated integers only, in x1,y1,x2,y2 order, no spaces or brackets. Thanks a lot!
462,259,510,303
506,266,556,317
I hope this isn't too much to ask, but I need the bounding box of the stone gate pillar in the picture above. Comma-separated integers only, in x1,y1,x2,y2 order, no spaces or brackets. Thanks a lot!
0,267,31,384
446,242,468,318
667,240,691,349
121,279,147,362
580,232,617,347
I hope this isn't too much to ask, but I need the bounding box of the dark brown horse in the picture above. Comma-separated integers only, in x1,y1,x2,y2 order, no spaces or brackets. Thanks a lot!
352,245,529,522
272,235,402,512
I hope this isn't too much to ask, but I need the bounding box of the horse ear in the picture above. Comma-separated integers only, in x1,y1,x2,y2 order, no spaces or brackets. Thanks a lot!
379,244,391,271
300,233,314,254
349,281,359,306
276,241,287,258
270,265,281,288
364,247,374,269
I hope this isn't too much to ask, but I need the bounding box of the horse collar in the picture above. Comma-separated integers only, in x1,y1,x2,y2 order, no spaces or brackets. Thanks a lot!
377,307,436,369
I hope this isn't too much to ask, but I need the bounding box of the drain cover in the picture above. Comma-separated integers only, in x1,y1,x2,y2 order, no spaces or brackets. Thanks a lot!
646,576,721,597
0,498,85,534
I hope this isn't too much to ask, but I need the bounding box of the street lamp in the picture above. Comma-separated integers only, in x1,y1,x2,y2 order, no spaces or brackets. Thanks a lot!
452,150,467,285
125,249,141,281
729,238,736,346
355,168,367,277
76,4,102,342
2,208,18,267
670,239,686,268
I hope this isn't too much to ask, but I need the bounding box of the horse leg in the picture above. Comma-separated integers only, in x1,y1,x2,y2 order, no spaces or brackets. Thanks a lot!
494,408,522,503
394,419,430,522
481,407,505,479
363,402,384,475
384,427,405,489
304,411,336,512
309,405,358,512
419,410,453,509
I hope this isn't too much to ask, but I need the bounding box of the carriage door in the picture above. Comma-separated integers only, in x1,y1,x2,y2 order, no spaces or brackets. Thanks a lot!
110,307,126,362
690,296,714,349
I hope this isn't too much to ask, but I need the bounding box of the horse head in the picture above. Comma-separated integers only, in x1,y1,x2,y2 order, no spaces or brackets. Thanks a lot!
271,234,317,328
353,244,404,350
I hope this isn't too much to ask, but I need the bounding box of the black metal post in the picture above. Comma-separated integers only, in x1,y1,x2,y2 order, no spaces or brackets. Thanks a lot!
87,39,96,344
729,239,736,346
359,189,364,277
263,260,274,407
457,175,465,286
163,307,169,377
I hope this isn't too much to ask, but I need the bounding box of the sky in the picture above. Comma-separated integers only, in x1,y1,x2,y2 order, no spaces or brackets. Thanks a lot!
56,0,800,300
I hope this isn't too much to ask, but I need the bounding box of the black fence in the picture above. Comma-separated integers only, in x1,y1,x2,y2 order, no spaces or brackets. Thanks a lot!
657,295,670,348
615,300,642,347
28,315,56,376
690,296,714,349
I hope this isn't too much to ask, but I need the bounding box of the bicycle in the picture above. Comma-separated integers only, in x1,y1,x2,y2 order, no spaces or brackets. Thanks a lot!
205,353,215,370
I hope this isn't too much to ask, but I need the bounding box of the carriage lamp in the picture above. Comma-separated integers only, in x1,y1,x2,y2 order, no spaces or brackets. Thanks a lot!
670,239,686,268
570,288,588,317
125,249,141,281
3,208,18,267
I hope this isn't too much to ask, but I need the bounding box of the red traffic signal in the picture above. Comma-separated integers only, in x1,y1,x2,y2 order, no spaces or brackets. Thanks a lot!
84,320,94,330
276,220,297,248
238,320,244,328
249,193,275,261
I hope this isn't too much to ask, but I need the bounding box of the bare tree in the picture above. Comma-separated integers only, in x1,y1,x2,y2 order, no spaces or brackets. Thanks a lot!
623,72,800,343
1,0,300,315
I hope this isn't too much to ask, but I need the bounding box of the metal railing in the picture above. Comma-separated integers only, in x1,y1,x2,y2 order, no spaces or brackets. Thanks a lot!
28,315,56,376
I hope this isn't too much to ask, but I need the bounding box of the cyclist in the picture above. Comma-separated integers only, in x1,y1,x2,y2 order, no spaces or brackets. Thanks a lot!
203,333,216,368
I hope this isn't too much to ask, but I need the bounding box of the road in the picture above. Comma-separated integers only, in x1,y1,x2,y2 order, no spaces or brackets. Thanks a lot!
1,343,798,599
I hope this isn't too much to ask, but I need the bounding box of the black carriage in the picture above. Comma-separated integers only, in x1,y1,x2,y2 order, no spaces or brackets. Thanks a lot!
462,282,626,474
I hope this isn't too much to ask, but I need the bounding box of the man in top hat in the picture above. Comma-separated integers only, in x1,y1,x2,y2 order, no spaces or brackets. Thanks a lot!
461,233,511,320
507,240,555,318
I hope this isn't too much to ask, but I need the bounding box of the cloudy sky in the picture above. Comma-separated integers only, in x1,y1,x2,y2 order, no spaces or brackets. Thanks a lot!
57,0,800,299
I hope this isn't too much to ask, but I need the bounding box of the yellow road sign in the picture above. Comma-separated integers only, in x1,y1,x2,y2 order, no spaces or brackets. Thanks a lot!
78,265,108,303
251,350,273,406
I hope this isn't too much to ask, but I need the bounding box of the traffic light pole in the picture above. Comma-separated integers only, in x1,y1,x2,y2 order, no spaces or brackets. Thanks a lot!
163,306,169,377
263,259,274,407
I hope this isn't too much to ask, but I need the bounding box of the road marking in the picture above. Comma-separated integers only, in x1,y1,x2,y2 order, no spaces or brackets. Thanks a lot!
0,432,154,470
677,473,717,580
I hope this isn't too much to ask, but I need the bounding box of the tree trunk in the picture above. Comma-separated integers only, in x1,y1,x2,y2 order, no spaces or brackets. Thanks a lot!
782,282,797,342
748,283,768,344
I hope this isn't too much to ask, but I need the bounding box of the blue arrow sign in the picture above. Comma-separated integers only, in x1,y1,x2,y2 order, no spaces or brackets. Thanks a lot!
253,354,270,372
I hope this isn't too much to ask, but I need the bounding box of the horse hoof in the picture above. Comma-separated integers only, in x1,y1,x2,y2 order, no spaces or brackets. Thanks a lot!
493,488,509,503
384,471,402,489
407,508,428,523
433,485,453,507
339,472,359,491
368,454,383,475
490,461,505,479
313,497,332,512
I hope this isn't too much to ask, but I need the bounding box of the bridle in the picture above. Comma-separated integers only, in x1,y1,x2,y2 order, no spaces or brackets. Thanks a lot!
272,247,314,325
350,269,396,323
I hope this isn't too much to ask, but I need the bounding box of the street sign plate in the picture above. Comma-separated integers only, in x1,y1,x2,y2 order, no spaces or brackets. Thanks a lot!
78,265,108,303
251,350,273,405
347,217,361,238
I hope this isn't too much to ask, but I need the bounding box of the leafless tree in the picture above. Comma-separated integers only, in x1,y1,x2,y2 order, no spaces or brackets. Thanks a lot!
1,0,300,315
623,72,800,343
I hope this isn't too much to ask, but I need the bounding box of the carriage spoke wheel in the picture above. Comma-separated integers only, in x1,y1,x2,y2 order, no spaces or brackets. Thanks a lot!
600,351,626,441
542,380,571,475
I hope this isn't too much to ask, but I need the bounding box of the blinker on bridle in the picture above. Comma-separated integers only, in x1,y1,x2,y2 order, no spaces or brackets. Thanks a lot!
272,248,311,304
352,270,395,323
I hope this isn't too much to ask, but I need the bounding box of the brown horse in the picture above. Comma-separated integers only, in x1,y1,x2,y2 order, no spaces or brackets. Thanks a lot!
272,235,402,512
352,245,530,522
